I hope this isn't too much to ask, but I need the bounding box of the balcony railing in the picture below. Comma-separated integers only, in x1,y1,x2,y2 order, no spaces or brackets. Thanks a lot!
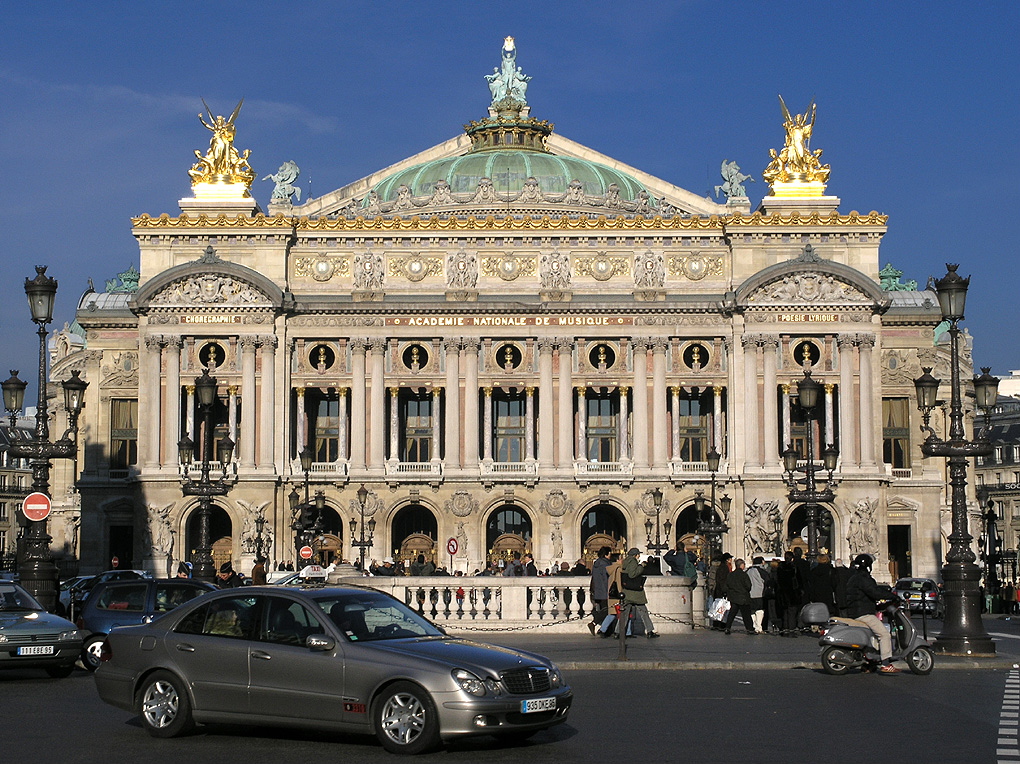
480,461,538,477
891,468,913,479
574,460,633,478
384,461,443,479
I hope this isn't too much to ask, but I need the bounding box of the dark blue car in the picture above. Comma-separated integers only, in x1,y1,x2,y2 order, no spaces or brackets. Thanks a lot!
78,578,214,670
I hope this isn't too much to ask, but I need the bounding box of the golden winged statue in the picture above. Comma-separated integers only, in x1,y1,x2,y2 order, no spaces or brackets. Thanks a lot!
188,98,255,189
763,95,831,189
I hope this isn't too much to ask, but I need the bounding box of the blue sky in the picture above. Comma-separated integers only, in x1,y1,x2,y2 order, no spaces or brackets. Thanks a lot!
1,1,1017,403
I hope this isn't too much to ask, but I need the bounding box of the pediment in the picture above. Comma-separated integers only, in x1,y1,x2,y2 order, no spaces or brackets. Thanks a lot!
747,272,870,306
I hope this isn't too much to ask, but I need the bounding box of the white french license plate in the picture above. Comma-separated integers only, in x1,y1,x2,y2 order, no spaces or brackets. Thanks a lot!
521,697,557,714
18,645,55,656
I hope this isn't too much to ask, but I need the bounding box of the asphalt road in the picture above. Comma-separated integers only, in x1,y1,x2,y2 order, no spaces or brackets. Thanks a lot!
1,665,1006,763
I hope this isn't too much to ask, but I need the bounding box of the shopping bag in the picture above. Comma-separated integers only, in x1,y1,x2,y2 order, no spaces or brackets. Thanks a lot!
710,597,731,621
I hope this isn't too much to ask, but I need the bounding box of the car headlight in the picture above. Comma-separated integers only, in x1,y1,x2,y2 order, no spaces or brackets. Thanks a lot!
59,630,80,641
484,677,503,696
0,633,7,644
452,669,486,697
549,666,563,688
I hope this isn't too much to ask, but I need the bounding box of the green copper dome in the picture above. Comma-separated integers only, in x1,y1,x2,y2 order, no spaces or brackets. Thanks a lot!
367,150,650,203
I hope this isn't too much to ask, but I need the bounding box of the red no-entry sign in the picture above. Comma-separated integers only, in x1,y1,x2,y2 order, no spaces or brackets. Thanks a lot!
299,545,314,560
22,492,51,522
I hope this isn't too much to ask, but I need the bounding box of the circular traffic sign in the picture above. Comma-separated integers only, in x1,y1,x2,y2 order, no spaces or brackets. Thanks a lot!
447,537,459,556
299,545,314,560
22,492,51,522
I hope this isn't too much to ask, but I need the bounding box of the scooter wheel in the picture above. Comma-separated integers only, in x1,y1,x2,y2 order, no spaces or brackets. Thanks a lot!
907,646,934,675
821,646,853,676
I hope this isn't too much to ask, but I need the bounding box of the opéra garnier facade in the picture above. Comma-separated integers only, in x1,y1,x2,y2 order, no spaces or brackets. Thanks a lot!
53,39,954,581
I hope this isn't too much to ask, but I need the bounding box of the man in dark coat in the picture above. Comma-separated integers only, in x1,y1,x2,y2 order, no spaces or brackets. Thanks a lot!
216,562,243,589
833,558,852,616
807,554,838,615
846,553,899,673
588,546,611,636
776,551,802,636
723,559,757,634
710,553,733,630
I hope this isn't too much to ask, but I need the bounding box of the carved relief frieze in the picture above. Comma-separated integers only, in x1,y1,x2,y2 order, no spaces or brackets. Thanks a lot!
749,273,868,305
353,251,385,289
446,250,478,288
389,255,443,282
288,316,383,327
574,253,629,281
540,251,571,289
101,351,139,388
667,251,724,281
149,275,272,307
294,255,350,282
481,254,537,281
881,349,922,386
633,250,665,288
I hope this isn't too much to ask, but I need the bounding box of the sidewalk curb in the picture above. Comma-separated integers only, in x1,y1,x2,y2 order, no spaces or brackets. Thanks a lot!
557,659,1018,671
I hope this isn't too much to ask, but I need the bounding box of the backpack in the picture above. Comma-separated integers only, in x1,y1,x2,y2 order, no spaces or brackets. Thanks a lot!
683,558,698,579
621,569,646,591
512,561,524,576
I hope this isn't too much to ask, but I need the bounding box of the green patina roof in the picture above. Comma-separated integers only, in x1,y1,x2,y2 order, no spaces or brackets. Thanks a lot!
367,150,651,204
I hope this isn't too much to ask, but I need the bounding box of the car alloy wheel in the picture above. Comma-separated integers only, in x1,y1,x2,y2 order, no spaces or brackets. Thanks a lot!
81,635,104,672
138,670,194,738
373,681,440,754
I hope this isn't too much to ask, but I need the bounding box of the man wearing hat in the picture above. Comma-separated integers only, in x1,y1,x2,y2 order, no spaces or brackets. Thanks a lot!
621,547,659,638
216,561,243,589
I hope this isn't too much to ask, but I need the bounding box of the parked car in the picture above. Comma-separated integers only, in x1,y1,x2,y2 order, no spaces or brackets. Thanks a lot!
70,569,152,613
57,575,95,618
894,577,943,617
78,578,215,671
0,582,83,677
95,585,572,754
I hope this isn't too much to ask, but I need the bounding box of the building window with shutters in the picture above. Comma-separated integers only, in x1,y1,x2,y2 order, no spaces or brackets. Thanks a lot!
110,399,139,477
882,397,911,470
313,394,341,463
494,391,526,463
401,391,433,463
586,390,618,462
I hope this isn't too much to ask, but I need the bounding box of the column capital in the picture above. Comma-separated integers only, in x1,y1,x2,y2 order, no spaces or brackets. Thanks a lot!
432,385,443,396
390,386,400,397
349,338,368,354
575,385,586,396
461,339,481,353
228,385,239,395
442,339,461,354
651,338,669,353
824,383,835,394
619,385,629,395
556,337,574,352
781,383,791,394
483,386,493,397
337,386,349,397
164,336,183,350
670,385,680,395
740,333,761,349
186,384,195,394
714,386,723,397
836,333,857,349
296,387,306,398
240,335,259,350
537,339,556,354
259,335,279,349
631,337,650,352
524,386,535,396
761,334,781,349
144,334,164,350
855,332,876,349
369,338,387,354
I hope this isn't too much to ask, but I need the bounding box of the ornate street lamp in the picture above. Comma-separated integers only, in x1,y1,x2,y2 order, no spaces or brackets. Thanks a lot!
644,487,671,556
782,371,838,562
913,263,999,655
179,369,233,583
2,268,88,610
693,448,728,562
350,483,376,572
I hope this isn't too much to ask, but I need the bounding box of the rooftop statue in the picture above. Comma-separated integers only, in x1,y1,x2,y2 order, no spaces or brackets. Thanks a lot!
189,98,256,189
763,95,831,189
714,159,754,200
262,160,302,203
484,36,532,109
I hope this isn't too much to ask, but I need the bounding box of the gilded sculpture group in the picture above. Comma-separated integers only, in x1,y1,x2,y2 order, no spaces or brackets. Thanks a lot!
763,95,832,187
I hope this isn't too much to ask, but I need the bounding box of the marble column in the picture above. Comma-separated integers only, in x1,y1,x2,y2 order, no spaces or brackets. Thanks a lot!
781,384,792,452
714,386,724,457
389,387,400,461
240,335,258,469
228,385,239,453
670,386,681,460
525,386,536,462
576,386,586,461
164,337,182,469
444,340,460,467
296,387,307,454
141,335,162,469
742,335,760,470
557,340,573,466
538,340,554,469
762,335,780,469
651,340,668,467
350,340,367,470
618,386,629,462
824,383,835,448
258,336,277,468
482,387,493,462
837,334,855,468
858,334,876,467
186,384,196,441
337,387,348,461
432,386,442,461
369,340,386,469
632,340,649,468
463,341,479,465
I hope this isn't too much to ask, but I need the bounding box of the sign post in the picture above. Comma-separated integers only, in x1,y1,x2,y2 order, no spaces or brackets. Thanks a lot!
447,537,458,574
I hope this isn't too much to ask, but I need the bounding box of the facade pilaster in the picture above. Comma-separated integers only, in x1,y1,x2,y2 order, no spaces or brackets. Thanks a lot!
618,385,629,462
670,386,680,460
369,339,386,469
824,383,835,448
389,387,400,461
837,334,856,468
781,384,792,453
858,333,876,467
296,387,307,453
525,386,536,462
762,335,780,469
258,336,277,469
557,339,573,466
741,334,761,471
714,385,724,457
651,339,668,467
538,340,554,468
463,341,480,465
350,339,367,470
337,387,348,461
632,339,649,468
576,386,586,460
432,386,442,461
483,386,493,462
239,335,258,469
444,340,460,467
164,336,182,469
141,334,162,469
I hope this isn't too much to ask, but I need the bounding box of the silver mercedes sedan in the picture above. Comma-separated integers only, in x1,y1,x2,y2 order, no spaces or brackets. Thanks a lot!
94,585,571,754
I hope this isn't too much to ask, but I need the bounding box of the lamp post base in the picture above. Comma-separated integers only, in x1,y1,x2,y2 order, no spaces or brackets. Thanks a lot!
934,561,995,656
19,556,60,612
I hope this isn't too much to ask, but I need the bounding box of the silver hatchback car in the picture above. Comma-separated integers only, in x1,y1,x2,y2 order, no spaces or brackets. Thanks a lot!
94,585,571,754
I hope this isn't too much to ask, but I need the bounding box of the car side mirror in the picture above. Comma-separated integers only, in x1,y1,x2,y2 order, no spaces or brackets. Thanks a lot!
306,634,335,652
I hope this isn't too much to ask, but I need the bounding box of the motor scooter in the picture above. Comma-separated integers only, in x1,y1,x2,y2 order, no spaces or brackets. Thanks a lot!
800,598,935,676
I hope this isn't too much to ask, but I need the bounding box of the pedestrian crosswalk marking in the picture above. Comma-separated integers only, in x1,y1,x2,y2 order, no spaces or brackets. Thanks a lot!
999,670,1020,762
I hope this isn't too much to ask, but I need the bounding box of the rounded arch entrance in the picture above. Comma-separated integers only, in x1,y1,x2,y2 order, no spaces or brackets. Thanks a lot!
580,503,627,564
673,503,724,561
486,504,533,564
312,507,344,566
185,504,232,570
786,504,836,556
391,503,438,564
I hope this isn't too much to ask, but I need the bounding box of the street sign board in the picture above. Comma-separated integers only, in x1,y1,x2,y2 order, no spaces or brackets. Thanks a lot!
299,545,314,560
22,492,51,522
447,537,458,556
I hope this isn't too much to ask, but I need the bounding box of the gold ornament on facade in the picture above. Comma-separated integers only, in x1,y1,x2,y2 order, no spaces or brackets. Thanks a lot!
481,254,537,281
668,252,724,281
295,256,350,282
763,96,831,197
188,99,256,193
389,255,443,283
575,253,629,281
